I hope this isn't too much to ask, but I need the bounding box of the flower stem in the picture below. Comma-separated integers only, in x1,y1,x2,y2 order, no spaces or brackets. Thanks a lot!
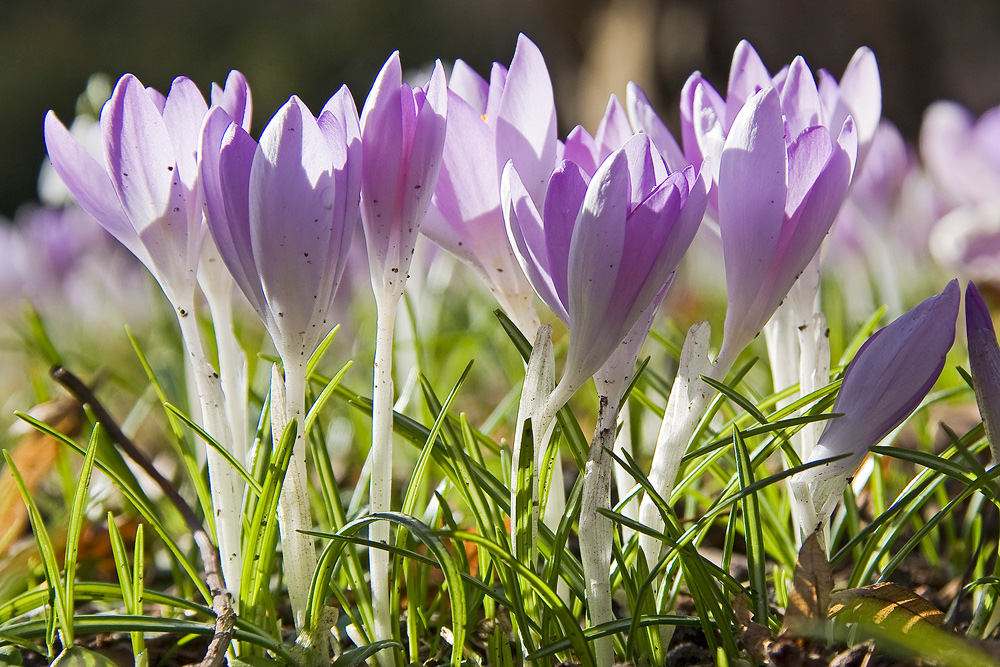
370,299,399,659
174,305,243,609
580,392,622,667
639,321,725,563
202,282,249,470
273,358,318,632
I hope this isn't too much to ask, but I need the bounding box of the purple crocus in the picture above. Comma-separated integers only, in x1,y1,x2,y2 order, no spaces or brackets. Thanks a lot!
966,281,1000,463
201,91,359,366
360,53,447,307
679,40,879,218
45,71,251,604
359,52,447,655
793,280,959,532
424,35,557,333
715,86,856,370
921,102,1000,283
201,90,361,628
503,131,707,410
44,73,212,309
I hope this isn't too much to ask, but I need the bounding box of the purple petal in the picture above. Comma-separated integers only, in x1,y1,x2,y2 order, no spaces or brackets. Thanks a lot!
835,47,881,156
543,159,590,313
495,33,558,206
594,95,632,159
484,62,508,130
502,160,568,321
449,59,489,114
43,111,147,265
211,70,253,132
251,96,337,355
725,40,772,128
718,86,788,350
201,110,267,320
562,126,599,176
102,74,196,299
423,89,499,263
967,281,1000,461
780,56,823,141
811,280,959,474
564,148,631,377
318,85,362,285
785,125,834,218
161,76,209,191
626,81,686,172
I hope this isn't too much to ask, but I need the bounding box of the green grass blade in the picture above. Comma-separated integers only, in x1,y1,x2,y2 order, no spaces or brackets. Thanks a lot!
305,324,340,380
14,412,211,603
303,360,352,436
64,424,101,622
733,425,768,625
164,401,261,496
2,450,72,645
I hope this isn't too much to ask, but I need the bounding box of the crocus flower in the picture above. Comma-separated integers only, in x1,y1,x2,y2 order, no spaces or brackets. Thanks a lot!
201,90,361,628
424,35,556,334
361,53,447,307
679,40,879,218
202,91,359,366
715,86,856,369
966,281,1000,463
45,71,251,605
921,101,1000,209
359,52,447,656
44,73,212,309
503,131,707,410
792,280,959,533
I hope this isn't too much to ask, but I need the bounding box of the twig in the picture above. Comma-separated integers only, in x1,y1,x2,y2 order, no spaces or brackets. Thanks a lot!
50,365,235,667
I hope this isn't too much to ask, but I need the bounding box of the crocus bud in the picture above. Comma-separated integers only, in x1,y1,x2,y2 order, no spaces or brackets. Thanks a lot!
716,86,856,369
360,52,448,306
966,281,1000,464
793,280,960,532
503,132,707,405
201,92,360,363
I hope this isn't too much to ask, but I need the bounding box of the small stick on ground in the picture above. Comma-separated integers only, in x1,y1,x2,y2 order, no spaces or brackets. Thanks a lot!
50,365,235,667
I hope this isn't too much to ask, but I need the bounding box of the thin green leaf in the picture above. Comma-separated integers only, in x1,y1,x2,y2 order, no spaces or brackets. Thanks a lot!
303,360,352,436
64,425,101,618
2,450,72,645
164,401,261,496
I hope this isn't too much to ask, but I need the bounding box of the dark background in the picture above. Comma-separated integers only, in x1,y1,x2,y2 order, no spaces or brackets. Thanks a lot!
4,0,999,218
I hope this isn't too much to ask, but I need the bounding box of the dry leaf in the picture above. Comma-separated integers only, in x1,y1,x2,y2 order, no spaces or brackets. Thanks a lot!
733,593,772,662
0,398,83,556
783,532,834,635
829,582,945,634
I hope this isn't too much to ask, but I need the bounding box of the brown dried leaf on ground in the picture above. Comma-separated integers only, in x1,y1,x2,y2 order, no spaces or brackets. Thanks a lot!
783,532,835,636
829,582,945,634
0,398,82,555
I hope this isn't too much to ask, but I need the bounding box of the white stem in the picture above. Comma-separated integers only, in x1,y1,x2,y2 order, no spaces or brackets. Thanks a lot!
174,306,242,608
509,326,554,569
639,322,723,563
370,300,399,657
274,358,318,631
202,284,249,469
763,300,800,407
580,393,622,667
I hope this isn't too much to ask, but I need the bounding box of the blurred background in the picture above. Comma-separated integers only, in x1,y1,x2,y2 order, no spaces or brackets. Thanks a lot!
4,0,1000,219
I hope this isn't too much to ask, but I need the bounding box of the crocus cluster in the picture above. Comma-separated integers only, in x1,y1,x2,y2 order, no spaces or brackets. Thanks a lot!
39,31,991,667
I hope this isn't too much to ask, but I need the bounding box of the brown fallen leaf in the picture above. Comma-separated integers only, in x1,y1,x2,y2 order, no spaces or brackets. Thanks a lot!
0,397,83,556
783,532,834,636
829,582,945,635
